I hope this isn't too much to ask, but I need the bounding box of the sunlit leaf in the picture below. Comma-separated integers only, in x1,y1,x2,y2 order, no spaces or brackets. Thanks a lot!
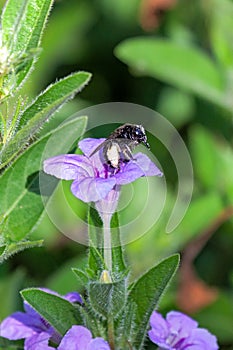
0,72,91,169
0,116,87,252
21,288,82,335
1,0,54,88
115,38,227,108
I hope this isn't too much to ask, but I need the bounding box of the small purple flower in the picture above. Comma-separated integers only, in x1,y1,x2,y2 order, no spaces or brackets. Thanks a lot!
43,138,162,207
57,325,110,350
0,289,82,350
148,310,219,350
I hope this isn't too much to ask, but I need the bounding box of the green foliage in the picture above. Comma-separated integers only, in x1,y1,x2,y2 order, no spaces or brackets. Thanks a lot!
0,0,92,261
0,0,233,348
88,279,127,318
1,0,53,90
0,115,87,260
21,288,82,335
0,72,91,169
210,0,233,68
115,38,227,109
128,254,179,349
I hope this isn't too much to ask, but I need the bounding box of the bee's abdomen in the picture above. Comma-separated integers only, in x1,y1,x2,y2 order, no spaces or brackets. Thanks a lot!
104,142,121,168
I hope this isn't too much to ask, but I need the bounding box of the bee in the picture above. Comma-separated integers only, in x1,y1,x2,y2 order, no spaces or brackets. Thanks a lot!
90,123,150,169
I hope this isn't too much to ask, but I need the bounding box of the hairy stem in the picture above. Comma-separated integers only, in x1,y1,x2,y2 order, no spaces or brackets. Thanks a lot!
107,317,115,350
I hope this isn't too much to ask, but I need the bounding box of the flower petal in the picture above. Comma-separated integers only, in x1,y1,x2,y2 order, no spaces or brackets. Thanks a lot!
58,325,92,350
63,291,82,304
114,161,144,185
95,187,120,219
0,312,36,340
87,337,111,350
148,311,169,347
133,152,163,177
71,177,116,202
78,138,106,157
43,154,94,180
25,332,54,350
115,153,162,185
166,311,198,340
182,328,219,350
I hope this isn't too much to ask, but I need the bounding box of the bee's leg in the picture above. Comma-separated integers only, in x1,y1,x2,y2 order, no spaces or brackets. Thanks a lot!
122,144,134,161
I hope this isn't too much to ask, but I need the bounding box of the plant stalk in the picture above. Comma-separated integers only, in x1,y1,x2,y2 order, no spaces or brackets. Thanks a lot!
103,213,112,272
107,317,115,350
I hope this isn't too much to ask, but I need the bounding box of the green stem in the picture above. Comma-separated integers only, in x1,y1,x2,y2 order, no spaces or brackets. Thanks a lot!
103,213,112,272
107,317,115,350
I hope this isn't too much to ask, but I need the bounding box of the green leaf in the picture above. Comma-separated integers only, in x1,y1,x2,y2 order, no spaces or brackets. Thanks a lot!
115,38,227,108
46,255,87,293
116,301,137,348
111,212,127,276
0,116,87,248
189,125,220,190
0,240,43,264
72,268,89,287
88,279,127,319
21,288,82,335
128,254,179,349
88,206,105,277
1,0,54,88
210,0,233,68
0,71,91,169
0,337,22,349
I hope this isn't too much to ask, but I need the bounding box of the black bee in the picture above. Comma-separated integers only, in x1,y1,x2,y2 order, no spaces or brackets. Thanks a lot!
90,123,150,169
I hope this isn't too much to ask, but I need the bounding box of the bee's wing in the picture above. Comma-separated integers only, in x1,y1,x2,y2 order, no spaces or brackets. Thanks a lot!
89,140,107,157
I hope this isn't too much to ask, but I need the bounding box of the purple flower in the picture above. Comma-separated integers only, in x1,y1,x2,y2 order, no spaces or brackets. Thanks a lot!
57,325,110,350
0,289,82,350
148,310,219,350
43,138,162,206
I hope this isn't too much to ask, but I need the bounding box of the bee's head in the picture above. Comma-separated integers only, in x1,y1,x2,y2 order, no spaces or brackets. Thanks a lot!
133,125,150,149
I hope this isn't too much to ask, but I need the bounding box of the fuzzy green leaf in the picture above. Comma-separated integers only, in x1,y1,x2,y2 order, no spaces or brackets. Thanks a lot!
88,206,105,277
0,71,91,169
72,268,89,287
1,0,54,88
21,288,82,336
0,116,87,247
0,240,43,264
129,254,180,349
88,279,127,319
111,212,127,276
115,38,227,108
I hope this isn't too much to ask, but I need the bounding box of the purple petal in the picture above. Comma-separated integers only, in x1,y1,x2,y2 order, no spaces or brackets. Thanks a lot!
115,153,162,185
71,177,116,202
114,161,144,185
23,302,43,320
148,311,169,347
95,187,120,218
58,325,92,350
87,337,111,350
182,328,219,350
25,332,54,350
0,312,36,340
78,138,106,157
133,152,163,177
43,154,94,180
63,292,82,304
36,288,59,296
166,311,198,340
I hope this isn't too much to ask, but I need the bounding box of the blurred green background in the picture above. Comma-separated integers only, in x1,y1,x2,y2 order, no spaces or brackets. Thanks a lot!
0,0,233,348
